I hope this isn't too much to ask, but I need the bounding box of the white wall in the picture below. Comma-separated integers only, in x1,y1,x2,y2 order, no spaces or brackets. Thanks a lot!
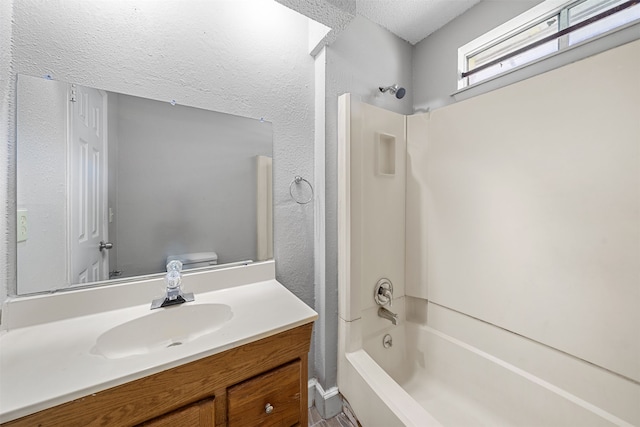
407,40,640,383
0,0,14,306
318,14,413,400
3,0,315,327
412,0,544,111
16,76,68,294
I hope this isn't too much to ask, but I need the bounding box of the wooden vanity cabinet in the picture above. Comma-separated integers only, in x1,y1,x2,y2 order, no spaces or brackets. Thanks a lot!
2,323,312,427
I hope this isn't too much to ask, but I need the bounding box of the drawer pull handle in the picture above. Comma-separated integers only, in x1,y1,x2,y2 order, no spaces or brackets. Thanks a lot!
265,403,274,414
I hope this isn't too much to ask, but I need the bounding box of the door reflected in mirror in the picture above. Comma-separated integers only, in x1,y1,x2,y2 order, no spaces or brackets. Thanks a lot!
16,74,273,295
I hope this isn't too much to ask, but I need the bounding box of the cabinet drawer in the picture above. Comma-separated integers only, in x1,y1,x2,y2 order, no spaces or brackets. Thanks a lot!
140,397,215,426
227,360,301,427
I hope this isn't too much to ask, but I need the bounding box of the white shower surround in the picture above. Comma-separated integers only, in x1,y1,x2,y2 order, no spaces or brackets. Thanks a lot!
338,39,640,426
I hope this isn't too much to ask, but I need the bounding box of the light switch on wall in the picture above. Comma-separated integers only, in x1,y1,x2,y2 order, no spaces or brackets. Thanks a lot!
17,209,28,242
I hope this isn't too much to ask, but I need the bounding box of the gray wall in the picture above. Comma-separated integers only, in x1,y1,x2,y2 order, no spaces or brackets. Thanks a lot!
318,15,413,392
413,0,544,112
2,1,315,327
114,93,271,277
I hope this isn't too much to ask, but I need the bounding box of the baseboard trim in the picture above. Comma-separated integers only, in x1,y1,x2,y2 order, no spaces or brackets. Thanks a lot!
308,378,342,419
308,379,316,408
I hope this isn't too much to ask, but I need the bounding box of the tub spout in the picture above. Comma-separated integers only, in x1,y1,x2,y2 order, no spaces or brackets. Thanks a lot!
378,307,398,325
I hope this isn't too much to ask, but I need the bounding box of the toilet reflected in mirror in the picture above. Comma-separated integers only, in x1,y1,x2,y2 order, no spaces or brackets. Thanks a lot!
167,252,219,270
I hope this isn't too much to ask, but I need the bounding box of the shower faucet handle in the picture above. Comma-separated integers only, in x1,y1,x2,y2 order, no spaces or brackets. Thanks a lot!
381,288,393,307
374,278,394,307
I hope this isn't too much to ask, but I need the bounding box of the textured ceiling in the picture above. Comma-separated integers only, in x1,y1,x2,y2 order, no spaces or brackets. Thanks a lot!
276,0,482,46
356,0,481,44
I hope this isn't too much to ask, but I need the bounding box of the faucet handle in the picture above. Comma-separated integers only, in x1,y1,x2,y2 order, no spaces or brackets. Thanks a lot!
374,278,394,307
381,289,393,307
166,259,183,272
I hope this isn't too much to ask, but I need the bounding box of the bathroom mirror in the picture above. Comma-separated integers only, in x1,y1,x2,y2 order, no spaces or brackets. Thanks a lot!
16,74,273,295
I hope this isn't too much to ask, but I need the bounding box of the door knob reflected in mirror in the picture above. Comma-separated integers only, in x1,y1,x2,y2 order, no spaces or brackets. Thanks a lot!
99,241,113,252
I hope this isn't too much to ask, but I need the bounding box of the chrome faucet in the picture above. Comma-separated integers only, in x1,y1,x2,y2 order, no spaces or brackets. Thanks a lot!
378,307,398,325
151,260,195,309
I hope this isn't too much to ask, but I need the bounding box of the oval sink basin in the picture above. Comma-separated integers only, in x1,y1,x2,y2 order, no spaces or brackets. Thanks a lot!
93,303,232,359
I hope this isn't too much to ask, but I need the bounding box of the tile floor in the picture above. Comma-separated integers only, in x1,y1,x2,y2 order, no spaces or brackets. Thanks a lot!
308,406,357,427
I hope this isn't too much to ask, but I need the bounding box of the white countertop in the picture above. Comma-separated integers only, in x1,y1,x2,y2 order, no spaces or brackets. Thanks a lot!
0,261,317,423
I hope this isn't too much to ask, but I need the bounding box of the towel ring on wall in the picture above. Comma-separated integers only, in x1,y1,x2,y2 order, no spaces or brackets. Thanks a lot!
289,176,314,205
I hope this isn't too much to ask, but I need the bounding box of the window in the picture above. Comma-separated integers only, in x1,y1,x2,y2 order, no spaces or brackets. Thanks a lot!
458,0,640,89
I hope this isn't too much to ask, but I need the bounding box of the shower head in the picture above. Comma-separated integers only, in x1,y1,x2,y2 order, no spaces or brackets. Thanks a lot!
379,84,406,99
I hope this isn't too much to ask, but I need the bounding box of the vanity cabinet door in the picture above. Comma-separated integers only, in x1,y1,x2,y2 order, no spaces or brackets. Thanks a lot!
139,397,214,426
227,360,301,427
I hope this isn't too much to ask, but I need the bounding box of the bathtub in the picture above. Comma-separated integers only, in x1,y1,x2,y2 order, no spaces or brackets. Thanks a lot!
338,298,638,427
